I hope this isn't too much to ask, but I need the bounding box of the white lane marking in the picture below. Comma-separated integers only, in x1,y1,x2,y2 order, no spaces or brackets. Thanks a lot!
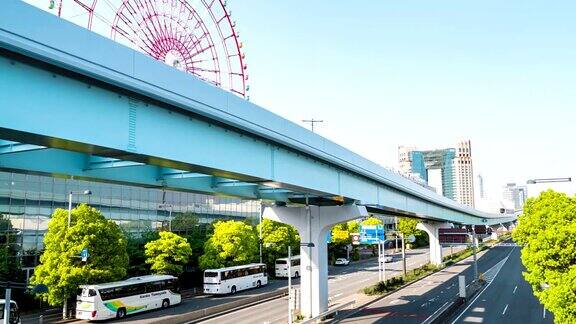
332,293,343,299
502,304,509,315
543,307,546,319
390,299,402,305
450,246,516,324
422,301,451,324
513,286,517,294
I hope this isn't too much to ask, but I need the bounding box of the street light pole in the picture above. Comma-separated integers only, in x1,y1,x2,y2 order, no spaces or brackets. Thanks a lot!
158,203,174,231
259,203,263,264
472,226,478,281
64,189,91,318
401,233,407,277
288,245,293,324
67,190,92,227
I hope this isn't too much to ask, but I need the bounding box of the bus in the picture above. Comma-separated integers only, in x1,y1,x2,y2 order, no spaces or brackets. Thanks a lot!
203,263,268,294
75,275,181,320
0,300,20,324
275,255,301,278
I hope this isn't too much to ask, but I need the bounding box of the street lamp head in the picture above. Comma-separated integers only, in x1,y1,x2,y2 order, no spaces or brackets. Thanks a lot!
83,190,92,195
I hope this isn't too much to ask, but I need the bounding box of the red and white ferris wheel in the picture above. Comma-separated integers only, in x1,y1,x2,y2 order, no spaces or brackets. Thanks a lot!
32,0,248,97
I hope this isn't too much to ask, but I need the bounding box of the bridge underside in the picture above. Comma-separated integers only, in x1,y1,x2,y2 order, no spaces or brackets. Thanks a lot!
0,48,512,226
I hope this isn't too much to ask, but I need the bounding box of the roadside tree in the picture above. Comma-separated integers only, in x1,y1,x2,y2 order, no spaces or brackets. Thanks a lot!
397,217,428,248
512,190,576,324
145,231,193,276
31,204,128,318
258,219,300,270
171,212,211,268
199,220,258,270
126,230,159,276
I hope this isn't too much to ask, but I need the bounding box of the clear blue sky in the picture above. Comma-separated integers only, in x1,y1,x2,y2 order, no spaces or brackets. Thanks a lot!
230,0,576,198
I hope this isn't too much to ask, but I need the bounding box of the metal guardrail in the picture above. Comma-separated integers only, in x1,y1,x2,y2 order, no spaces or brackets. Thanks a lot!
301,300,355,324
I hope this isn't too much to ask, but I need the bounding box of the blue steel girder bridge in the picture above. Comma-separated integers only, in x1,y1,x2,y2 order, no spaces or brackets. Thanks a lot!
1,1,515,318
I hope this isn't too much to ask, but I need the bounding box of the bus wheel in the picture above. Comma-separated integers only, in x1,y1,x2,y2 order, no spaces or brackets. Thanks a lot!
256,280,261,288
162,299,170,309
231,286,237,294
116,308,126,319
295,271,299,278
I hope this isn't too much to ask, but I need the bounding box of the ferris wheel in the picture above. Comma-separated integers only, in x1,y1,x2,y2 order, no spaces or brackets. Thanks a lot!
32,0,248,97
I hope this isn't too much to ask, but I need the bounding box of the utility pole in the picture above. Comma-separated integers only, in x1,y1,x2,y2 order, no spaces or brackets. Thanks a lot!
302,119,323,133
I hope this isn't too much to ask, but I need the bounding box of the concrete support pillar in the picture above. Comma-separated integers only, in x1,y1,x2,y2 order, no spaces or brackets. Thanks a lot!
263,204,368,319
416,222,452,266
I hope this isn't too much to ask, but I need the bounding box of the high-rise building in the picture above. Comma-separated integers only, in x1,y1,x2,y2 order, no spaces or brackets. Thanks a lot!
398,140,475,207
503,183,528,210
454,140,475,207
477,174,485,199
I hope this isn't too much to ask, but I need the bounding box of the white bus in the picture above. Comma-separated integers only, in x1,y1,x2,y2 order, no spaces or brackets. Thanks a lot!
275,255,301,278
76,275,181,320
203,263,268,294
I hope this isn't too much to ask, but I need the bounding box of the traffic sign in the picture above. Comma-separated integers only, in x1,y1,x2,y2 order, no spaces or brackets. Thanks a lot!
407,235,416,243
359,225,385,244
351,233,360,245
80,248,89,262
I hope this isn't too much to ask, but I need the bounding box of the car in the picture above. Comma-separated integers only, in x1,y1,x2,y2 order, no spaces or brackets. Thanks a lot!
380,255,393,263
335,258,350,266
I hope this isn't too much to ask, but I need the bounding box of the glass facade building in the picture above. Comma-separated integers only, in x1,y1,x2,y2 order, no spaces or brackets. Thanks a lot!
0,171,260,276
407,149,456,200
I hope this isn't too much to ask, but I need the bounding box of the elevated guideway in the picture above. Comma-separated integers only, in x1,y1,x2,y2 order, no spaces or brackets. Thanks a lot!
0,1,516,318
0,1,514,226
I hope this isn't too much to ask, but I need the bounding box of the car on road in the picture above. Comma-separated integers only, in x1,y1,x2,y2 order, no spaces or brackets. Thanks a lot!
335,258,350,266
380,255,393,263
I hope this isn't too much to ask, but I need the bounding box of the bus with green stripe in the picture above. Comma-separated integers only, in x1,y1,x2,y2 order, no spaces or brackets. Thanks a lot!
76,275,181,320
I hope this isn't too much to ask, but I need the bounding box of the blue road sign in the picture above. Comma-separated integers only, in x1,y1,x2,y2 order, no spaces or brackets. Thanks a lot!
359,225,385,244
80,248,89,261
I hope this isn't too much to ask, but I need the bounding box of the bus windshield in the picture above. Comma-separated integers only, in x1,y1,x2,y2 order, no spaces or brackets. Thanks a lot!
204,271,219,278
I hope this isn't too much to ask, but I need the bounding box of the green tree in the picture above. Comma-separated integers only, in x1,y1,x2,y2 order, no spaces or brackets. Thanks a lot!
199,220,258,270
171,212,200,235
0,214,22,282
31,204,128,317
397,218,419,237
125,230,159,276
145,231,193,276
258,219,300,270
171,212,211,269
512,190,576,324
362,216,383,226
396,217,428,248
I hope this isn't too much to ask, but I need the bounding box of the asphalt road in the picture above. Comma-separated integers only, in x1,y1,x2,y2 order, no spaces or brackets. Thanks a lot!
337,242,518,324
195,246,463,324
24,246,459,324
451,245,553,324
